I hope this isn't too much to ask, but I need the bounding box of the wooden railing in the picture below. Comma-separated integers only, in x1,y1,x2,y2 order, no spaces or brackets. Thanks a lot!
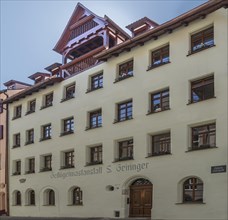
61,46,105,76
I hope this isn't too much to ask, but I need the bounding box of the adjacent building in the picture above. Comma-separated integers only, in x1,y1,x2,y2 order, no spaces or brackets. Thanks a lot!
0,80,31,215
3,1,228,219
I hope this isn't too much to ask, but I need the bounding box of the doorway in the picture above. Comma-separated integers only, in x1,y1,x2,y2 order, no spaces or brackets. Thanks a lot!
129,178,152,217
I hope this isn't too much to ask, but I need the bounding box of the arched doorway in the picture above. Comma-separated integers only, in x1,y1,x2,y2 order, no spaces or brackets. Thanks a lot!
129,178,153,217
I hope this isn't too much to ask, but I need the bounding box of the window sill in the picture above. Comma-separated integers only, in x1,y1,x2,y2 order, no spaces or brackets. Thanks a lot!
25,171,35,175
113,74,133,83
67,204,83,206
60,96,75,103
113,117,133,124
24,205,36,206
12,145,20,149
85,125,102,131
60,131,74,136
187,44,215,56
12,172,21,176
12,116,21,120
176,202,205,205
24,141,34,146
43,205,55,207
146,108,170,115
86,86,103,93
40,104,53,110
186,146,218,152
40,168,52,172
147,61,170,71
85,162,103,166
39,137,52,142
113,157,134,163
25,110,35,115
60,166,75,170
146,152,171,158
187,96,216,105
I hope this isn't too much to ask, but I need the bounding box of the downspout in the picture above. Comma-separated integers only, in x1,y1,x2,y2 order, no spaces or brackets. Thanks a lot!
3,91,9,216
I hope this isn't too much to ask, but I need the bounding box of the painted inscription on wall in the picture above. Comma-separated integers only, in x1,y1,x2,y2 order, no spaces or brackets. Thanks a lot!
50,162,149,179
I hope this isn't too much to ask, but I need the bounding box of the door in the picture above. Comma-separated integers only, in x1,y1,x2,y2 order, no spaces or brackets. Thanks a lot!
129,179,152,217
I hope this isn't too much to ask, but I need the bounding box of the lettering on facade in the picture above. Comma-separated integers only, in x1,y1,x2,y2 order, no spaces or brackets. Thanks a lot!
50,162,150,179
211,165,226,173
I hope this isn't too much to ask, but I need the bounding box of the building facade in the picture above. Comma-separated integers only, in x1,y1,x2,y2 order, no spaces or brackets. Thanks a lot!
5,1,228,219
0,81,30,215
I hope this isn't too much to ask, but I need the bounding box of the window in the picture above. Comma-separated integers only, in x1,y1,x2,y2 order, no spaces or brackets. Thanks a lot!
150,133,171,156
116,139,133,161
0,99,3,113
27,100,36,114
13,133,20,148
150,89,169,113
42,93,53,108
41,155,52,172
116,100,133,122
0,125,3,139
190,26,214,53
26,158,35,174
72,187,83,205
64,84,75,101
62,151,74,169
191,123,216,150
45,189,55,206
88,109,102,129
89,73,103,91
61,117,74,135
190,76,214,103
13,160,21,175
116,60,133,82
41,124,51,141
150,45,169,68
28,190,35,206
183,178,203,203
25,129,34,145
13,105,22,119
14,191,21,206
88,146,102,165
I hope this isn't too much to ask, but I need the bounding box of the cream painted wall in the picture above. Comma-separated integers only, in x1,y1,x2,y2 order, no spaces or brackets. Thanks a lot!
8,8,227,219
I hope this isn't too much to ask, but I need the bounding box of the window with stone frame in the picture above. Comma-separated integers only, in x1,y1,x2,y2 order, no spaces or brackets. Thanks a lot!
72,187,83,205
27,99,36,114
190,76,214,103
13,105,22,119
25,129,34,145
183,177,203,203
116,60,133,82
88,109,102,129
62,150,74,169
40,154,52,172
190,26,214,54
116,139,133,161
13,133,20,148
62,117,74,135
191,123,216,150
41,124,51,141
150,45,169,68
42,93,53,108
116,100,133,122
65,84,75,100
13,160,21,175
90,73,103,91
150,132,171,156
150,89,169,113
26,158,35,174
88,145,102,165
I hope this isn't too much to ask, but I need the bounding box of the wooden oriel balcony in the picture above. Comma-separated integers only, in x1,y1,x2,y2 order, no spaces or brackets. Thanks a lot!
61,46,105,76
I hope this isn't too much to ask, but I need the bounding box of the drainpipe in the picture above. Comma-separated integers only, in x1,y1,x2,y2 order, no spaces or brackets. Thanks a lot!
3,90,9,216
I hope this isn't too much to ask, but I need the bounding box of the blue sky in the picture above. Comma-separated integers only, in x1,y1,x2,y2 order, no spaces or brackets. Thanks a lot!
0,0,207,89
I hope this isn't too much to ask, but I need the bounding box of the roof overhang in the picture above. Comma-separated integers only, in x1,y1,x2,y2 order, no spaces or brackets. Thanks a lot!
3,77,63,104
95,0,228,61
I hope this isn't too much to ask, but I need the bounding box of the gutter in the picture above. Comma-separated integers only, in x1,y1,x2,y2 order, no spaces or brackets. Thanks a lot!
3,90,9,216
